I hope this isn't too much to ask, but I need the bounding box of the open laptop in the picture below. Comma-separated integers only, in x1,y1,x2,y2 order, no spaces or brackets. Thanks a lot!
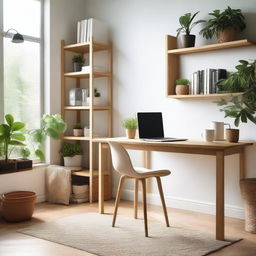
137,112,187,142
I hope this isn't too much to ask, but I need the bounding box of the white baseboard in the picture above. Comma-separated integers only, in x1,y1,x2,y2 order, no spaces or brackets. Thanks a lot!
113,188,245,220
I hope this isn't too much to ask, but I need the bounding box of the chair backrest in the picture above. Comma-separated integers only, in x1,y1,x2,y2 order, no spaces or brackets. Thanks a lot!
108,141,138,177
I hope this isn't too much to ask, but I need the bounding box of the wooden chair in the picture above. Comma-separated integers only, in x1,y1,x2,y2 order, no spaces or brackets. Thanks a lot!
108,141,171,237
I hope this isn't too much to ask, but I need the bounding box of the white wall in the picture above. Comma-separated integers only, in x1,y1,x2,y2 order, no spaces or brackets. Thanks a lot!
83,0,256,218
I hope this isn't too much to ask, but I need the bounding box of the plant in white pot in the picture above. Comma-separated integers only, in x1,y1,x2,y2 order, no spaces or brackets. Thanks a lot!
59,142,83,170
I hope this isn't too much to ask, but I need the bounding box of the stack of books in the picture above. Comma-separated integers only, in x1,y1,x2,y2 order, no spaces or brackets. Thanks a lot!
77,18,108,44
190,69,227,95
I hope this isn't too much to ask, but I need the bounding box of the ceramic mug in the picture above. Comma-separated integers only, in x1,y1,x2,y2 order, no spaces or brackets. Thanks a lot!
201,129,215,142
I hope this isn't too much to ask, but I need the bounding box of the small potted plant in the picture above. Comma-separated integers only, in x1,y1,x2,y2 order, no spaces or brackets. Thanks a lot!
175,78,189,95
94,88,101,106
176,11,205,48
72,55,85,72
122,117,138,139
73,123,84,137
59,142,83,170
17,147,33,170
0,114,26,172
200,6,246,43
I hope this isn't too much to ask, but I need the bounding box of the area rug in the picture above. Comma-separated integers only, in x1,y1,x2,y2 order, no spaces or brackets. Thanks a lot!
19,213,241,256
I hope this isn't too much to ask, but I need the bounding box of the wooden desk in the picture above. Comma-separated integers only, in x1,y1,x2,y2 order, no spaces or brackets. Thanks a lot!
94,137,253,241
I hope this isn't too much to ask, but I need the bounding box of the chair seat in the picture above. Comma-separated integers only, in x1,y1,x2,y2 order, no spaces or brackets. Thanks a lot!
131,167,171,178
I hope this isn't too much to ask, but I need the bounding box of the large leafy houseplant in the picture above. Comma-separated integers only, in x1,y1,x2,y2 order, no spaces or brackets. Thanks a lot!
215,60,256,127
200,6,246,43
0,114,26,162
29,114,67,161
176,11,204,48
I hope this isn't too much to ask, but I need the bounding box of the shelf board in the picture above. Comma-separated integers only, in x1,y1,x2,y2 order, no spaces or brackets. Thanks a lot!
64,41,110,54
64,106,111,111
63,136,90,141
72,169,109,177
168,39,255,55
64,71,110,78
168,92,243,99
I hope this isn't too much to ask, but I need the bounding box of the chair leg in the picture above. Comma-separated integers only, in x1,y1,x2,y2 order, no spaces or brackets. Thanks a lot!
134,179,139,219
156,176,170,227
141,178,148,237
112,175,126,227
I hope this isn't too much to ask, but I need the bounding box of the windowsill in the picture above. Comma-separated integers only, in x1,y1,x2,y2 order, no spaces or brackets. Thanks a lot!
0,163,48,175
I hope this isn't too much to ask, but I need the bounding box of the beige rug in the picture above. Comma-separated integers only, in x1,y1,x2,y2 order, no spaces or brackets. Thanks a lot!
19,213,241,256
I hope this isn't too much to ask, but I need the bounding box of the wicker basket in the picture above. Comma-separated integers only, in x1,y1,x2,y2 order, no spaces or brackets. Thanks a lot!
240,179,256,233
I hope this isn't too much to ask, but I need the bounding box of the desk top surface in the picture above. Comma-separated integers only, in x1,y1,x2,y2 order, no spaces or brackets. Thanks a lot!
93,137,253,150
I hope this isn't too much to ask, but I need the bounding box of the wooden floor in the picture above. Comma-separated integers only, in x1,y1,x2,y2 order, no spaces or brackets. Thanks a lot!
0,200,256,256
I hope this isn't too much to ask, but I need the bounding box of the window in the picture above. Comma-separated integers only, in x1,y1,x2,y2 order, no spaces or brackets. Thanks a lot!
0,0,43,157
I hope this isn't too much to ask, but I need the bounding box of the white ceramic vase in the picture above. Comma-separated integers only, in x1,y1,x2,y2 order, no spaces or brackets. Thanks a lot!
63,155,82,170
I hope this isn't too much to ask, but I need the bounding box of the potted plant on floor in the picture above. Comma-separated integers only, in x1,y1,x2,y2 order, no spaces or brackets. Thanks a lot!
59,142,83,170
0,114,26,172
73,123,84,137
175,78,190,95
72,55,85,72
176,11,205,48
200,6,246,43
17,147,33,170
122,117,138,139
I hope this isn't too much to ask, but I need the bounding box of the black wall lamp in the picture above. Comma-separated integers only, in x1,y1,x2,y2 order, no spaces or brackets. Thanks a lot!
5,28,24,43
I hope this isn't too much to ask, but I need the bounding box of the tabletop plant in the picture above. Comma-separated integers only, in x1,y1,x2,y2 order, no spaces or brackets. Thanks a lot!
175,78,189,95
0,114,26,162
176,11,204,48
72,55,85,72
215,59,256,127
20,147,31,159
73,123,84,137
29,114,67,161
59,142,83,158
200,6,246,43
122,117,138,139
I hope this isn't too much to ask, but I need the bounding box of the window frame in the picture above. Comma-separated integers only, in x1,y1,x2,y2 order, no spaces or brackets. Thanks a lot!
0,0,44,122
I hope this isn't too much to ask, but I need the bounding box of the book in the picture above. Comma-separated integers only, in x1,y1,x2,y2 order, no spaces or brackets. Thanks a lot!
77,21,81,43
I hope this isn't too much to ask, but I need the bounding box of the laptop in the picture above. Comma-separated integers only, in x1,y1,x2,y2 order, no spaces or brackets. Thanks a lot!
137,112,187,142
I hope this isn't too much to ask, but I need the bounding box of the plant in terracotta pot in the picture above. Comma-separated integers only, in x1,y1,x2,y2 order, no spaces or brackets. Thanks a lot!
175,78,189,95
176,11,205,48
215,59,256,143
0,114,26,172
73,123,84,137
17,147,33,170
59,142,83,170
122,117,138,139
200,6,246,43
72,55,85,72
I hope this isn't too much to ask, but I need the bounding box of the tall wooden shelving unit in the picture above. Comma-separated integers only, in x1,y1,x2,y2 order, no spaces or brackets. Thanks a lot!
166,35,256,99
61,39,112,203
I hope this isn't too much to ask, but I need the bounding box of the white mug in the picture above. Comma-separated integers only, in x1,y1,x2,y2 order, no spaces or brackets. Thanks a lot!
212,121,230,141
201,129,215,142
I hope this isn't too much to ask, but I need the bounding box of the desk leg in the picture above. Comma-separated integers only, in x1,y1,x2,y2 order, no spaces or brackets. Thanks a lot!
239,148,245,180
99,142,104,214
216,151,225,241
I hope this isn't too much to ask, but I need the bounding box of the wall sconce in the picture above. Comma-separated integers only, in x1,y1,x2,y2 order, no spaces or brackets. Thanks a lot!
5,28,24,43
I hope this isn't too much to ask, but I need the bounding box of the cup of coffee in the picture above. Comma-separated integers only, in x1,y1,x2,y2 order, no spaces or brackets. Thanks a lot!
201,129,215,142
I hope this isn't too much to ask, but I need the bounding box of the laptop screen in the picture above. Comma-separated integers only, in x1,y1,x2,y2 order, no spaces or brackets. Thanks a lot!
137,112,164,138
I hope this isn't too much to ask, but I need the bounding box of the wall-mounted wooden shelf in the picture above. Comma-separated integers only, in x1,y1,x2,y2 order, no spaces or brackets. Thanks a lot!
166,35,255,99
64,71,110,78
63,136,90,141
64,106,111,111
168,92,243,99
64,41,110,54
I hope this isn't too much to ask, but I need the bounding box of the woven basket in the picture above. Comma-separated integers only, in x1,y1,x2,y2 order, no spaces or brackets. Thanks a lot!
240,179,256,233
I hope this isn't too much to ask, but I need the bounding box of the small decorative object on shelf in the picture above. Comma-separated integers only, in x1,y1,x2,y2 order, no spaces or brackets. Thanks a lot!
83,126,90,137
72,55,85,72
122,117,138,139
175,78,189,95
73,123,84,137
69,88,87,106
59,142,83,170
200,6,246,43
176,11,204,48
94,88,101,106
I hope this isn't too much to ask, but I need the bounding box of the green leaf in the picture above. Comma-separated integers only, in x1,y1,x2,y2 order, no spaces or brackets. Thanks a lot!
5,114,14,127
46,128,60,140
234,116,240,127
35,149,45,161
9,140,26,146
0,124,11,136
12,122,25,131
11,133,26,141
30,129,46,144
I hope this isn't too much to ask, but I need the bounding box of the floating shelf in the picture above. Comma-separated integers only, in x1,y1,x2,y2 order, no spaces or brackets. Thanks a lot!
168,39,255,55
64,41,110,54
168,92,243,99
63,136,90,141
72,169,110,177
64,106,111,111
64,71,110,78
